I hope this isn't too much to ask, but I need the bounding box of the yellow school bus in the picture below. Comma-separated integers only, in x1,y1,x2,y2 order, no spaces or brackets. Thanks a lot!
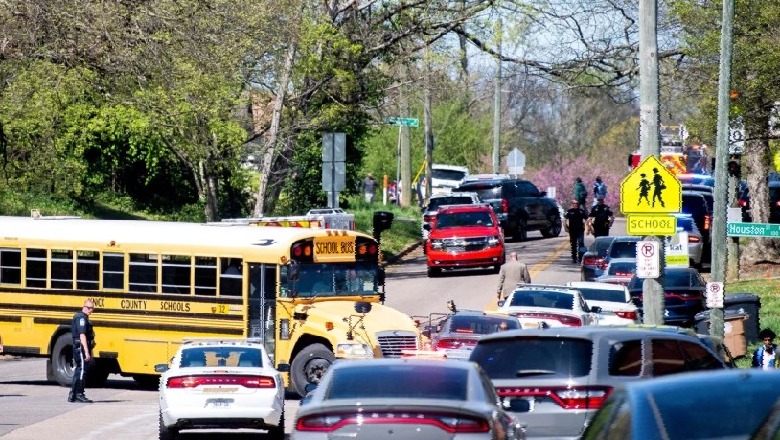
0,215,419,395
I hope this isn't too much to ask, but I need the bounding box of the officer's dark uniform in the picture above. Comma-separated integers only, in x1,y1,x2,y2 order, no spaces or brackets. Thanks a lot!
589,201,613,238
565,205,588,262
69,309,95,403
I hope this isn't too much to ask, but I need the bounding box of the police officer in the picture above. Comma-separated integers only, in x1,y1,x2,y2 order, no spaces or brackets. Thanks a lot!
564,199,588,262
588,197,614,237
68,299,96,403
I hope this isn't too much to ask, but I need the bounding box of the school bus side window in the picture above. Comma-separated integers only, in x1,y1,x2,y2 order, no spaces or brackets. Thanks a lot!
194,256,217,296
0,247,22,285
50,249,73,289
162,254,191,294
76,250,99,291
130,253,158,293
103,252,125,290
220,258,242,296
26,248,47,288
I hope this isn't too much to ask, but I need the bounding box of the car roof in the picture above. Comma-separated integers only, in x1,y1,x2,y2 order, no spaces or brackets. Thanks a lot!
514,283,580,293
329,357,472,371
619,368,780,394
437,204,493,213
477,325,710,342
429,191,479,199
565,281,628,291
180,338,268,350
611,236,641,242
432,164,469,172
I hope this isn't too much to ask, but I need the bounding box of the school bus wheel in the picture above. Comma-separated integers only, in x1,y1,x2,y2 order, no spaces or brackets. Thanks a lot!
51,333,74,387
290,343,335,397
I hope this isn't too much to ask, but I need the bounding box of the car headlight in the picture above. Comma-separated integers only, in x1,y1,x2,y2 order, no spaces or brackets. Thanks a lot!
488,235,500,246
335,343,374,358
430,239,445,250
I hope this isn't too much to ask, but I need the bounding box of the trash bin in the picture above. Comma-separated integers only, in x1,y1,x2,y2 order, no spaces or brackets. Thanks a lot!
723,293,761,344
694,310,749,359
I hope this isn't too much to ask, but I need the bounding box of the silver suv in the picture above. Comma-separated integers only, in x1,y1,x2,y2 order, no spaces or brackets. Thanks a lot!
468,326,727,439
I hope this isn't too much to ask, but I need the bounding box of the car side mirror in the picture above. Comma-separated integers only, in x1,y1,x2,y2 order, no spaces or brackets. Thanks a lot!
497,299,506,307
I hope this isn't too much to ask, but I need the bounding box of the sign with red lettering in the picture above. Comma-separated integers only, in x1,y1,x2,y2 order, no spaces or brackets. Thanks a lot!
636,240,660,278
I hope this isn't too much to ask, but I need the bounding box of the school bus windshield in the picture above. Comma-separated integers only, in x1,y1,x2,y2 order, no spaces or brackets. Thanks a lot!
282,262,379,298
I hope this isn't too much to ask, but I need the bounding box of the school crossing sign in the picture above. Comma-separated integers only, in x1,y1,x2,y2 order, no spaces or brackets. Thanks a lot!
621,155,682,236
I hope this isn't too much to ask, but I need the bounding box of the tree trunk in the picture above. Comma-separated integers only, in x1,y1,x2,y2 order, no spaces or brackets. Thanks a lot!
741,113,780,264
253,24,298,217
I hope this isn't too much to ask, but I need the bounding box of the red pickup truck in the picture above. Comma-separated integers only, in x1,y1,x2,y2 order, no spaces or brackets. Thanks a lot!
423,204,505,277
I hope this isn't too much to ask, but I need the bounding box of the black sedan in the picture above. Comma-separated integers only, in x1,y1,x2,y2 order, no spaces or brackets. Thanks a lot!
627,267,706,327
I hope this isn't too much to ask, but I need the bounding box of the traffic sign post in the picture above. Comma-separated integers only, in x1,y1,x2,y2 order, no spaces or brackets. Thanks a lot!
386,117,420,128
506,148,525,176
636,240,660,278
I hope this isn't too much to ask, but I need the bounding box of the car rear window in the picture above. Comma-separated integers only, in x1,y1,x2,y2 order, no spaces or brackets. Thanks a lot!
609,241,638,259
179,347,263,368
675,216,695,232
608,262,636,276
470,337,592,378
593,238,615,256
428,196,475,210
682,194,710,217
450,315,520,334
432,169,467,181
455,184,502,201
510,290,574,309
325,364,468,400
576,287,627,303
664,270,694,286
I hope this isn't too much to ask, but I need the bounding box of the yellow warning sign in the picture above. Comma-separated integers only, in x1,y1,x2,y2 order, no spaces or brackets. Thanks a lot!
626,214,677,236
620,156,682,214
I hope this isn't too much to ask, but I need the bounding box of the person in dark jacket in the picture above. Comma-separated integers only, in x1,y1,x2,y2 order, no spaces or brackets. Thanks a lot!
68,299,96,403
588,197,614,238
564,200,588,263
573,177,587,207
752,328,779,370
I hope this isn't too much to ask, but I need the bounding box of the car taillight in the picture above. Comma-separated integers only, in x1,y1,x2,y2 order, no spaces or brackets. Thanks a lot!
423,214,435,223
501,199,509,213
166,375,275,389
435,338,475,350
739,199,748,207
615,310,638,320
295,411,490,433
704,215,711,231
582,256,605,268
688,235,700,243
497,386,613,410
516,312,582,327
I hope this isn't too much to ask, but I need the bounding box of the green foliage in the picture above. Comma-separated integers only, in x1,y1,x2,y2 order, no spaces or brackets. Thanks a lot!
346,195,422,259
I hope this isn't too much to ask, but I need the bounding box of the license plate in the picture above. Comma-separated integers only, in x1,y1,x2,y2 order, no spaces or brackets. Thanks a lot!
205,398,234,408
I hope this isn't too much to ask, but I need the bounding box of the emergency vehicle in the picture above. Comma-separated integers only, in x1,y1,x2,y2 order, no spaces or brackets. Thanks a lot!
628,126,710,176
222,208,356,230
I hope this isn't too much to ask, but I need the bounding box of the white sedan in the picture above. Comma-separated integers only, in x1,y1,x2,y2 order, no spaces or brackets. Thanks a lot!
497,284,601,327
156,338,285,440
565,281,640,325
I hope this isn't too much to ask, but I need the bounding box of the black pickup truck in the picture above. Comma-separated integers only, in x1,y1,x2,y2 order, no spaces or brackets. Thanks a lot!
454,177,561,241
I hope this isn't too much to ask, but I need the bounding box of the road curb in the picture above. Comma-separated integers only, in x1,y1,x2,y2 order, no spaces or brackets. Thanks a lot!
382,241,422,267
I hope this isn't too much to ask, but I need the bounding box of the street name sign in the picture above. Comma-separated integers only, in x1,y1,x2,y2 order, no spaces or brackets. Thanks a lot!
635,240,660,278
620,155,682,215
386,117,420,127
727,222,780,238
626,214,677,236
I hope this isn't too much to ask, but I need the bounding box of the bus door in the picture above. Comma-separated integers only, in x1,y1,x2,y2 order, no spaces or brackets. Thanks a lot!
248,264,277,360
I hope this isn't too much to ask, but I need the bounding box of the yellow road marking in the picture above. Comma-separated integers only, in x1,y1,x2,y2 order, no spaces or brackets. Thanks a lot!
484,239,571,311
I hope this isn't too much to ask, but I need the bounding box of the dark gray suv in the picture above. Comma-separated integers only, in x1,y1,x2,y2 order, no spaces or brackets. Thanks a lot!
454,178,561,241
469,326,727,439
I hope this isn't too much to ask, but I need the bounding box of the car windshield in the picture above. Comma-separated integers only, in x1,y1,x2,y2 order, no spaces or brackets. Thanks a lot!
428,196,475,211
510,290,574,309
179,347,262,368
432,169,467,181
470,338,592,378
575,287,626,303
325,364,468,400
609,241,638,259
449,315,520,334
435,211,494,228
282,262,378,298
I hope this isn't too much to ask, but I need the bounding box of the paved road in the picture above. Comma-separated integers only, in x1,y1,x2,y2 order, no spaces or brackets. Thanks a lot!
0,221,628,439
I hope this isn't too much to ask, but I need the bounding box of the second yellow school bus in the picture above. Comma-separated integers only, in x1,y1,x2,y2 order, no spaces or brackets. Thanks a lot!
0,215,420,395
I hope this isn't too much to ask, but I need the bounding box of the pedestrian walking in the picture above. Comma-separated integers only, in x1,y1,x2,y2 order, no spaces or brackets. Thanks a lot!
68,299,96,403
564,200,588,263
496,251,532,301
637,173,651,206
588,197,614,238
592,176,607,207
362,173,377,203
573,177,588,207
651,167,666,208
752,328,779,370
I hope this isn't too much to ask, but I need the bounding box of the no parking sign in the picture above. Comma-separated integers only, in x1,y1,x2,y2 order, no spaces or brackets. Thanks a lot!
706,282,724,308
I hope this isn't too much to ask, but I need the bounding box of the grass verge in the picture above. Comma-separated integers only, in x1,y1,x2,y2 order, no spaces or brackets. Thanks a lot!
347,196,423,261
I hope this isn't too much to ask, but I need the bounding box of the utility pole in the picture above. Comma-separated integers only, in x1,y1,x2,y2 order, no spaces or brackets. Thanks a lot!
424,47,433,201
638,0,664,325
710,0,736,339
400,65,412,207
492,17,502,174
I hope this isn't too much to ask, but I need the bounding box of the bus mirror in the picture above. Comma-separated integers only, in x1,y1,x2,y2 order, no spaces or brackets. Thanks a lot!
377,268,386,286
354,301,372,314
372,211,394,242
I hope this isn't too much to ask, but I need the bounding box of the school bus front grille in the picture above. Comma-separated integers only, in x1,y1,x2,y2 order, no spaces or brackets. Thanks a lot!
376,331,419,357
